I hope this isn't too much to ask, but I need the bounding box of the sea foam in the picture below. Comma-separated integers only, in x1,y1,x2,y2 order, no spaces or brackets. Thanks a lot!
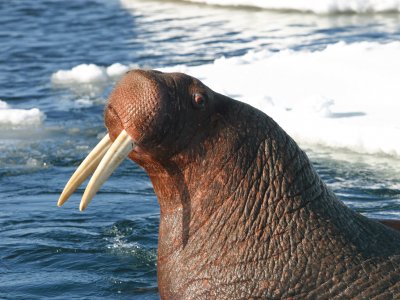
0,100,45,127
184,0,400,14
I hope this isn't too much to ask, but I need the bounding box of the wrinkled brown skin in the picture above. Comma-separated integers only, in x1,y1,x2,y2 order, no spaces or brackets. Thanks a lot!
105,70,400,299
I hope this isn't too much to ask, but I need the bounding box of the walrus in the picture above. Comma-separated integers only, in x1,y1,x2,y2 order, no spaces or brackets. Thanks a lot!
58,69,400,299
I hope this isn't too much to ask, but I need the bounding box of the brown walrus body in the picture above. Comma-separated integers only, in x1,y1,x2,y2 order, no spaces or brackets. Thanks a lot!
64,70,400,298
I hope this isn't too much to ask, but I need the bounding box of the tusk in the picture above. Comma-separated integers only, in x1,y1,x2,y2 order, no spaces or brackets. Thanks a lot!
79,130,134,211
58,134,112,207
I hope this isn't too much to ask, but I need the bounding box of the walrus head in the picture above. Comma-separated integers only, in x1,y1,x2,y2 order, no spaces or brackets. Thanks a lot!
58,70,220,208
58,70,400,299
59,69,261,216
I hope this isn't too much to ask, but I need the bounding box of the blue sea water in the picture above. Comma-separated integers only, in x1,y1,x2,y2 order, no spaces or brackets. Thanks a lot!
1,0,400,299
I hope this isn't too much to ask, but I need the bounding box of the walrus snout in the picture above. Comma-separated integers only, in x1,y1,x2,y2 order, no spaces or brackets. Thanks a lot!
58,69,177,210
105,69,175,147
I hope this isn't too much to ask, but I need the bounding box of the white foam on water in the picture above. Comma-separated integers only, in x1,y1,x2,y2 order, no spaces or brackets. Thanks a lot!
0,100,46,127
161,41,400,157
184,0,400,14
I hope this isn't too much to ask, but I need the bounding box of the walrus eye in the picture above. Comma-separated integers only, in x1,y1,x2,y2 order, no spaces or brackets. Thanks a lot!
192,93,206,109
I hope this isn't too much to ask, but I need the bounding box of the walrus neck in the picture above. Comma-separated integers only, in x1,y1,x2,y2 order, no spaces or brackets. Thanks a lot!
150,108,331,258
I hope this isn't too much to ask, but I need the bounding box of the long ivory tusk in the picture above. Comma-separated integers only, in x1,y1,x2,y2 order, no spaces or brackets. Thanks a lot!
79,130,134,211
58,134,112,207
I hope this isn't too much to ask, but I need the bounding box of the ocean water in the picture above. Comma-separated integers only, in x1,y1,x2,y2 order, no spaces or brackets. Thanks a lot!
1,0,400,299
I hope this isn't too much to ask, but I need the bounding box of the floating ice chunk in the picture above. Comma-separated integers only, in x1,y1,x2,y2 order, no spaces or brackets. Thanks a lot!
161,42,400,157
52,63,132,87
0,100,45,126
52,64,108,85
106,63,130,78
